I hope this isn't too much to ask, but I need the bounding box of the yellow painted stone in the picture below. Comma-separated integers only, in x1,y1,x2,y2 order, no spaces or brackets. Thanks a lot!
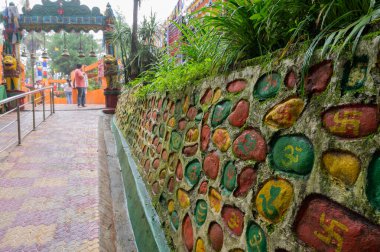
212,129,231,152
255,178,293,223
195,238,205,252
168,200,175,214
177,188,190,209
322,151,361,186
183,96,190,114
209,188,222,213
212,88,222,104
168,117,176,128
186,128,199,142
264,98,305,129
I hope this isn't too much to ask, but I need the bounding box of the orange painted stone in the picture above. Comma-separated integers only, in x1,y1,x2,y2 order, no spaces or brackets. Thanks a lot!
199,181,208,194
221,205,245,236
203,111,210,124
176,160,183,181
232,130,267,161
186,128,199,142
183,144,198,157
234,167,257,197
264,98,305,129
228,100,250,127
183,95,190,114
201,125,211,151
201,88,213,105
305,60,333,94
212,129,231,152
182,214,194,251
177,188,190,209
322,104,379,138
187,107,198,121
168,117,176,128
294,195,380,252
227,79,247,93
203,152,220,179
208,222,224,251
212,88,222,104
209,187,222,212
285,70,297,89
178,119,187,131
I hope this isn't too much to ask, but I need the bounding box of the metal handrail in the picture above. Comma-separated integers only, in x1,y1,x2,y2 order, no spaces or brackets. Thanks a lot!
0,86,54,105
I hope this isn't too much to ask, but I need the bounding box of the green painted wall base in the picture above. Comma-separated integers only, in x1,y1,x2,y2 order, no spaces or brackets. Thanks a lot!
111,117,170,252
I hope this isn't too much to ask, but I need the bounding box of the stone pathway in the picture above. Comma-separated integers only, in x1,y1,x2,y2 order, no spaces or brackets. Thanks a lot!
0,105,116,251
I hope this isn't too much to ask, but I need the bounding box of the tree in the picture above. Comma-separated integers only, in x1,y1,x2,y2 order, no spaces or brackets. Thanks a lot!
130,0,141,80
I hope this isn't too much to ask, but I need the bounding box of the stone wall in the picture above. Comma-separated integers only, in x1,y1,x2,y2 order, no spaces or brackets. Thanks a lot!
115,37,380,251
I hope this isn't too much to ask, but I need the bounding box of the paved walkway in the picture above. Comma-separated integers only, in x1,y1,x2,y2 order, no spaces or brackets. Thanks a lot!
0,105,116,251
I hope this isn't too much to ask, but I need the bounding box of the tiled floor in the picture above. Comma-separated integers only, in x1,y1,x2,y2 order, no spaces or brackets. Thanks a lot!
0,105,107,251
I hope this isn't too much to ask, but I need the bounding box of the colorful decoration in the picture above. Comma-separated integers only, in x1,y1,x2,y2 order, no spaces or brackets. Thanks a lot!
3,55,21,90
254,73,281,100
246,222,267,252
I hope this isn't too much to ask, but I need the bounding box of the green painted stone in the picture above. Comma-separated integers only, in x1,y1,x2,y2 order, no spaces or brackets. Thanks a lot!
170,131,182,152
185,159,202,186
162,98,168,111
159,123,165,138
270,135,314,175
254,73,281,100
342,57,368,91
211,100,232,127
170,211,179,230
222,161,237,192
366,154,380,210
175,100,182,117
194,200,208,226
246,222,267,252
195,110,203,123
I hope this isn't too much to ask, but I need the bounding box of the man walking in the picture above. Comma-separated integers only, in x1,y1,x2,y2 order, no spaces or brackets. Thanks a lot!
73,64,86,107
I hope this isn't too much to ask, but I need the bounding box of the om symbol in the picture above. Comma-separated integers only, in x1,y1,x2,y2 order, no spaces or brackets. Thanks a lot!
237,133,257,154
281,145,303,167
259,185,280,220
249,231,263,251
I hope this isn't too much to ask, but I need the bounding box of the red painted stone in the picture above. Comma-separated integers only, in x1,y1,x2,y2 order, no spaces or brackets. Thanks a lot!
285,70,297,89
183,144,198,157
162,149,168,161
170,102,175,115
232,130,267,161
179,119,187,131
208,222,224,251
201,88,213,105
295,195,380,252
201,125,211,152
182,214,194,251
163,111,168,121
322,104,379,138
143,145,147,154
152,181,159,195
234,167,257,197
157,98,163,110
187,107,198,121
221,205,245,236
150,158,159,169
228,100,250,127
203,111,210,124
144,160,150,173
305,60,333,94
227,79,247,93
176,160,183,181
157,143,162,154
203,152,220,179
168,176,175,193
152,111,158,121
199,181,208,194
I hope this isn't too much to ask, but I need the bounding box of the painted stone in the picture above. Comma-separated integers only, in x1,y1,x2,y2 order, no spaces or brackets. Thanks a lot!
194,200,208,226
168,117,176,128
186,128,199,142
177,188,190,209
212,129,231,152
176,160,183,181
201,88,213,105
285,70,297,89
175,100,183,117
201,125,211,151
187,107,198,121
178,119,187,131
234,167,257,197
342,57,368,91
256,178,293,223
208,222,224,252
203,112,210,124
195,238,205,252
153,159,160,170
366,154,380,210
156,143,162,154
270,135,314,175
168,200,175,214
159,169,167,181
163,111,168,122
228,100,250,127
168,177,175,193
232,130,267,161
199,181,208,194
322,104,379,138
222,161,237,192
144,160,150,173
170,131,182,152
211,100,232,127
152,181,160,195
152,111,158,121
209,188,222,213
264,98,305,129
182,214,194,251
157,99,163,110
305,60,333,94
221,205,244,236
246,222,267,252
159,123,165,138
195,110,203,123
294,195,380,252
322,151,361,186
227,79,247,93
170,210,179,230
185,159,202,186
183,144,198,157
203,152,220,180
212,88,222,104
161,149,168,161
254,73,281,100
170,102,175,115
152,136,159,146
168,153,179,171
183,95,190,114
